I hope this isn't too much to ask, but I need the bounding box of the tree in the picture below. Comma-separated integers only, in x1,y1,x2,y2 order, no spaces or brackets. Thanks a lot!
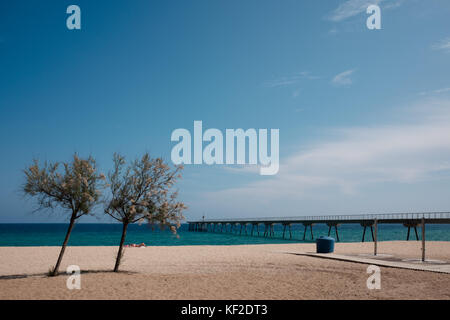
104,153,186,272
23,154,104,276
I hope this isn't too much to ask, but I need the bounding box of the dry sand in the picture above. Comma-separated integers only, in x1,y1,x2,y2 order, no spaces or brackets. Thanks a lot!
0,241,449,299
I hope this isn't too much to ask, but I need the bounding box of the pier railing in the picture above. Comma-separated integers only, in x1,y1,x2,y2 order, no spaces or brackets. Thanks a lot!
189,212,450,224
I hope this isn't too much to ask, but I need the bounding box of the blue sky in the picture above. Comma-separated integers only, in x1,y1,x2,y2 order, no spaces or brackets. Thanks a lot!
1,0,450,222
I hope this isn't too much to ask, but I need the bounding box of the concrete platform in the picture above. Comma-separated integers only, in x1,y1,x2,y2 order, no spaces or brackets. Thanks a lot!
299,252,450,274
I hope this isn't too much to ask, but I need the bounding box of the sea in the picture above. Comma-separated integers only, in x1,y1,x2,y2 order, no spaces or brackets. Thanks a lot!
0,223,449,246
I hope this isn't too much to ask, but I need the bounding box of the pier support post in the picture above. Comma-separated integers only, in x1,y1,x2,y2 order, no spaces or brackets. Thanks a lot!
282,223,292,239
422,217,426,262
302,223,314,240
265,223,274,237
374,219,378,256
360,221,374,242
404,222,420,241
264,223,274,237
327,222,340,241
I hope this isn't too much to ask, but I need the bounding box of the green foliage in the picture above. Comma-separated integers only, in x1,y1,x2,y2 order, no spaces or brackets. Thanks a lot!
104,153,186,229
23,154,104,218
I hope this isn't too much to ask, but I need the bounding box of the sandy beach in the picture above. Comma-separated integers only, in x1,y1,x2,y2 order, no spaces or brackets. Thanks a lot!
0,241,449,300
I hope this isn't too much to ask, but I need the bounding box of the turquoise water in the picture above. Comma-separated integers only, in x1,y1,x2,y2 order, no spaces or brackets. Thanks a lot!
0,223,449,246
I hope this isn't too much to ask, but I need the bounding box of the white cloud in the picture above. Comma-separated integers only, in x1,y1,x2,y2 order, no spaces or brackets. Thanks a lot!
299,71,321,80
332,69,356,86
420,87,450,96
264,72,320,88
292,88,301,98
329,27,339,34
222,165,261,175
202,98,450,215
327,0,404,22
263,76,301,88
327,0,383,22
432,38,450,53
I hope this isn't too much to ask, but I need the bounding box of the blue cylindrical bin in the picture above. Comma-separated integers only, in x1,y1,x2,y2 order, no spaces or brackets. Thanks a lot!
316,236,335,253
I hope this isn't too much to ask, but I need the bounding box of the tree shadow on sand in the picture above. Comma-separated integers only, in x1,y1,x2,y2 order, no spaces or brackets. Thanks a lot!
0,269,138,280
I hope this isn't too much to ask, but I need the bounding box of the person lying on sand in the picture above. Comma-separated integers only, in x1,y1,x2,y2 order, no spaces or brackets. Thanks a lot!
124,243,146,248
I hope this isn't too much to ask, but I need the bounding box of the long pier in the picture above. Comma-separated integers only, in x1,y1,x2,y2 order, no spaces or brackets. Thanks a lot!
188,212,450,260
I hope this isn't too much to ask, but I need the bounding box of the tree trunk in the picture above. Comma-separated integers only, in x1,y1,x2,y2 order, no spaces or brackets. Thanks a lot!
114,222,129,272
51,214,76,276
